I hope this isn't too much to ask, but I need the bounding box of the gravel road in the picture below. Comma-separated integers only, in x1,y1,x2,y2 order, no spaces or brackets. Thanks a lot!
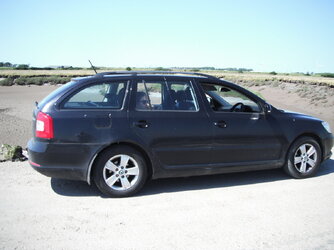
1,155,333,249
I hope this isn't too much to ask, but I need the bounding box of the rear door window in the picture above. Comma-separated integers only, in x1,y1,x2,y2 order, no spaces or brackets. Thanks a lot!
62,81,127,109
136,80,198,111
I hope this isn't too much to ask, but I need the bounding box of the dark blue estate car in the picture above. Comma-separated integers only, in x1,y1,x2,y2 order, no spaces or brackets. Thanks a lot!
28,71,333,197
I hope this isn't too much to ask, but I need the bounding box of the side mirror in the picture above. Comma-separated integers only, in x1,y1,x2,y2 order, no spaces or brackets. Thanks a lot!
264,103,272,113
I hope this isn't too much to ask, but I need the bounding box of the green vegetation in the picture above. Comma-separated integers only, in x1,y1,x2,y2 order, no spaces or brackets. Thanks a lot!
16,64,30,70
0,62,13,67
154,67,172,71
0,61,87,71
0,76,71,86
0,77,15,86
190,68,200,72
318,73,334,78
0,144,27,162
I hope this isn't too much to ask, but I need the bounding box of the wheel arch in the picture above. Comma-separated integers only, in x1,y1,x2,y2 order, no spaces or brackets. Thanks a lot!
86,142,154,185
286,133,324,162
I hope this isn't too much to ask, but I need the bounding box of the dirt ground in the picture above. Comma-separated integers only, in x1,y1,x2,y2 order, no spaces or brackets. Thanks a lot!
0,85,59,147
0,157,333,249
0,84,334,249
247,84,334,132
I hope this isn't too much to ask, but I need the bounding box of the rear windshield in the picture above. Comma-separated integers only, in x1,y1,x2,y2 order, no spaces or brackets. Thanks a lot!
38,81,77,109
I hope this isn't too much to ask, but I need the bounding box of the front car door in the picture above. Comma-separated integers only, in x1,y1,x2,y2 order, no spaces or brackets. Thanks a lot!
197,80,285,170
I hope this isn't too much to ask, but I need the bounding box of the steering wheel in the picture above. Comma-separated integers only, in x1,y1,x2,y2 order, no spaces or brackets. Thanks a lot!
230,102,245,112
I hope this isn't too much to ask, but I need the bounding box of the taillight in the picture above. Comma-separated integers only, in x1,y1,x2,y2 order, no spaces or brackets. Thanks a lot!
36,112,54,139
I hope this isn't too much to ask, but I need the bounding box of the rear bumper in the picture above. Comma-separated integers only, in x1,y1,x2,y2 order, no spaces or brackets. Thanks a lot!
28,138,100,182
29,162,86,180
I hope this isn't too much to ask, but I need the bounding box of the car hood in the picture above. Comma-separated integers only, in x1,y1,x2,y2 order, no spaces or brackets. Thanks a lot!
280,109,322,122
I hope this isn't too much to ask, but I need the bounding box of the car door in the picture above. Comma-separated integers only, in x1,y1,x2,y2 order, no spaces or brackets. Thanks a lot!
198,80,284,167
128,76,213,170
53,79,129,145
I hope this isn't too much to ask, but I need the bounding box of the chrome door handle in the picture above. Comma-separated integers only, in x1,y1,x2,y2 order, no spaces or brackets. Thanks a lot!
250,113,260,120
214,121,227,128
134,120,150,128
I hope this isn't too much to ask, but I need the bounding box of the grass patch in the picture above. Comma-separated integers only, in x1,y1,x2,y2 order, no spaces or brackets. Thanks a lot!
0,77,15,86
0,76,71,86
317,73,334,78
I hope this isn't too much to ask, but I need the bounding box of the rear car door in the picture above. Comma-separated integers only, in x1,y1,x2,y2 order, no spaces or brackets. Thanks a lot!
128,76,213,173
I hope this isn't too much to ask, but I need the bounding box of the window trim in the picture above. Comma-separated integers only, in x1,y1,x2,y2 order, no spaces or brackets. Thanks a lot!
134,79,200,113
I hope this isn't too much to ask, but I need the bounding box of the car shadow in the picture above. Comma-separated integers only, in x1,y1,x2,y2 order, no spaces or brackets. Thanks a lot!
51,159,334,198
51,178,101,197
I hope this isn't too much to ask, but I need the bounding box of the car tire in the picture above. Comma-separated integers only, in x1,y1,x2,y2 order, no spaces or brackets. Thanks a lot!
284,137,322,178
93,146,148,197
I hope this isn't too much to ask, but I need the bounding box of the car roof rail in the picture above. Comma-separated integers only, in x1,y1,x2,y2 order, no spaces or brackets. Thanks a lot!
71,76,95,81
95,71,219,80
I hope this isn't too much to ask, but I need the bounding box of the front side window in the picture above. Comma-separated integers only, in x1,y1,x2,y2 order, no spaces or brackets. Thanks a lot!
201,83,260,113
136,80,198,111
63,81,127,109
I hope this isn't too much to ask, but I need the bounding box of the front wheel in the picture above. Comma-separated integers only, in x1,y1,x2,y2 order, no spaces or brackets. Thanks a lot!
284,137,322,178
93,146,148,197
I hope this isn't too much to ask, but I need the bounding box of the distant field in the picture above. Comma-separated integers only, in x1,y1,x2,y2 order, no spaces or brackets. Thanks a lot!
202,71,334,87
0,69,100,77
0,69,334,87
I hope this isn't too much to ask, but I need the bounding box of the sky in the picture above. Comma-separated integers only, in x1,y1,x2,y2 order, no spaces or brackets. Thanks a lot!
1,0,334,73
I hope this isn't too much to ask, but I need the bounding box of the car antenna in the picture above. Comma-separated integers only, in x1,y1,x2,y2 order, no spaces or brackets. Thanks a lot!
88,60,97,74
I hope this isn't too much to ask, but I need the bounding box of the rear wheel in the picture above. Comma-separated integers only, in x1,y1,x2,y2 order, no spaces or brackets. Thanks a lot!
284,137,322,178
93,146,147,197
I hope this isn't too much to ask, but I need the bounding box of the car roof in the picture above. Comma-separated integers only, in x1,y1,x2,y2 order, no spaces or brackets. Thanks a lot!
71,71,237,88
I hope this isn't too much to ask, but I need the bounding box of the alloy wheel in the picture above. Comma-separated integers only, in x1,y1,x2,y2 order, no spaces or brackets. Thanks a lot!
293,143,318,174
103,154,140,191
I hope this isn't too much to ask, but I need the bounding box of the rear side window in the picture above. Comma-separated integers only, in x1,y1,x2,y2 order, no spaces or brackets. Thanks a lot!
136,80,198,111
38,81,77,109
62,81,127,109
